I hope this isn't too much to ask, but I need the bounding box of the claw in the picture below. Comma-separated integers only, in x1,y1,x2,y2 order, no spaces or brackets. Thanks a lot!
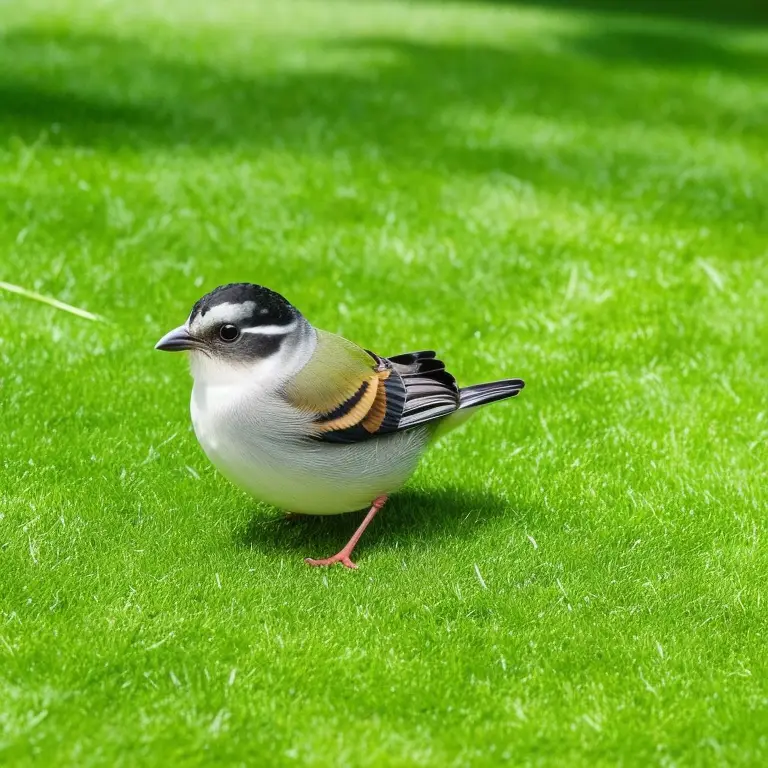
305,556,358,570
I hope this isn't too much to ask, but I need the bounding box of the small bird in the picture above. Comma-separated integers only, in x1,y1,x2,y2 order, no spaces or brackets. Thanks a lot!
156,283,524,568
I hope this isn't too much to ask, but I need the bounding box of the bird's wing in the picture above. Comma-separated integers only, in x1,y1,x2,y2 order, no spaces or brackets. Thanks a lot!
284,333,460,444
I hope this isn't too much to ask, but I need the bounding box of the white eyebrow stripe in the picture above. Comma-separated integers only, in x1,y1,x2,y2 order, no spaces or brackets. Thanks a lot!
196,302,256,326
241,321,298,336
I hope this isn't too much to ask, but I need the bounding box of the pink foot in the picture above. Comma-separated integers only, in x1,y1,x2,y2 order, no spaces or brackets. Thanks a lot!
305,495,388,569
305,553,358,570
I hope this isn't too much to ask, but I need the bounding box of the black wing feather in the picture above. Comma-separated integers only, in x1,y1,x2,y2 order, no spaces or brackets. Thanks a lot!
387,351,460,430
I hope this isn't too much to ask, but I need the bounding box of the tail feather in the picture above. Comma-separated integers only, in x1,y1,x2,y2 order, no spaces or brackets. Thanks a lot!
458,378,525,410
431,377,525,438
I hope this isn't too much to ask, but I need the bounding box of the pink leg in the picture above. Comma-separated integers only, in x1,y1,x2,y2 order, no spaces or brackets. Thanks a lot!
305,495,388,570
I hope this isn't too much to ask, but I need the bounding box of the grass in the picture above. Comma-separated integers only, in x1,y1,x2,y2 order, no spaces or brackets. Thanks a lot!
1,0,766,764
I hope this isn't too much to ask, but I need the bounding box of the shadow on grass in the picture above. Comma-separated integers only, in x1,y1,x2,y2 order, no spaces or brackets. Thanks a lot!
485,0,768,27
570,25,768,71
237,487,519,561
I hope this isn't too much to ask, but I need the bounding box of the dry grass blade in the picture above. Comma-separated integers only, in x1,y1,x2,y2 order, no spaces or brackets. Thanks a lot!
0,280,104,322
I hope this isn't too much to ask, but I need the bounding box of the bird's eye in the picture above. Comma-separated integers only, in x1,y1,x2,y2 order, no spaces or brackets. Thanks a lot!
219,324,239,342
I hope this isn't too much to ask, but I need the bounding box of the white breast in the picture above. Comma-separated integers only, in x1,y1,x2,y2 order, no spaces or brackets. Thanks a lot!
189,364,431,515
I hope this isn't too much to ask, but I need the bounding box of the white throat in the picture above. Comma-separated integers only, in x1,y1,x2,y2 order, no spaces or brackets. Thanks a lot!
189,321,318,474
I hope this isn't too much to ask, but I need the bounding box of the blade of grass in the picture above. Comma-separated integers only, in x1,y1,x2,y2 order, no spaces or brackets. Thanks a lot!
0,280,104,322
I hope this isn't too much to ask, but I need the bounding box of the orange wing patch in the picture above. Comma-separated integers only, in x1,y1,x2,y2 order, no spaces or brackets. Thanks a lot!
362,369,390,433
314,368,392,436
315,376,380,434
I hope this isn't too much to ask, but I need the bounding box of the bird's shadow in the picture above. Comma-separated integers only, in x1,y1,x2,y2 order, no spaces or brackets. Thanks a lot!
236,486,514,560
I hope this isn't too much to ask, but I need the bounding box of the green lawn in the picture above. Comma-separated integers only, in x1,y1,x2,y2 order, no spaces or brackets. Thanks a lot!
1,0,767,764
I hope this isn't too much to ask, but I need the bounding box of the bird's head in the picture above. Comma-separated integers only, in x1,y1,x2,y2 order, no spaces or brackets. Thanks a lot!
155,283,308,384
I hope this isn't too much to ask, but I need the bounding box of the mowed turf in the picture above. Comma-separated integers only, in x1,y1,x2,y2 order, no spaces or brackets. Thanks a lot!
1,0,767,764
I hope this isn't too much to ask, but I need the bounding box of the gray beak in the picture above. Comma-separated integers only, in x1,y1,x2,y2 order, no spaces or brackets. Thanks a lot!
155,325,197,352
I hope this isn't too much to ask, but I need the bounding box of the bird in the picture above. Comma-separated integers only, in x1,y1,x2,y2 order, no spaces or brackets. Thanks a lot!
155,283,524,569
